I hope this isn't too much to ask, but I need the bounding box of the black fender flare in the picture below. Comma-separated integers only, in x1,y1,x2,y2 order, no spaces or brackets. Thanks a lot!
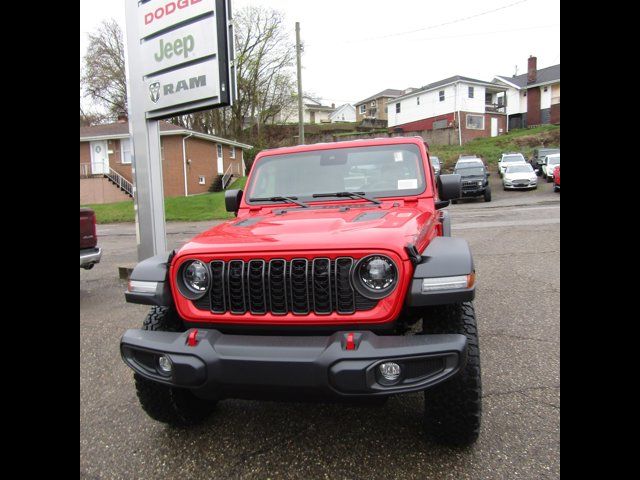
124,251,175,306
406,237,475,307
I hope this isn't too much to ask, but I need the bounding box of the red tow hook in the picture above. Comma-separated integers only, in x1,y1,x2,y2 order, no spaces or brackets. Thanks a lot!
187,329,199,347
345,332,356,351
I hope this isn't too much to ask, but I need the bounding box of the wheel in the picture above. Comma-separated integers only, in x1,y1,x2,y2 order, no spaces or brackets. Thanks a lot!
451,199,459,204
133,306,218,426
421,302,482,446
82,264,94,270
483,187,491,202
554,185,559,192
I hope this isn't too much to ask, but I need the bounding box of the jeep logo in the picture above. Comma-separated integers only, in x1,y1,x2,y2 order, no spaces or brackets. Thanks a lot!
154,35,195,62
149,82,161,103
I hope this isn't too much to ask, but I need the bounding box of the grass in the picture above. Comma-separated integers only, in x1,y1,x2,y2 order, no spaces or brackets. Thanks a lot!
430,125,560,172
84,177,247,224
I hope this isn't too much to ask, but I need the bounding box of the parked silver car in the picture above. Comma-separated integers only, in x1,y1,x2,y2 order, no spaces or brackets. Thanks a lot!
502,163,538,190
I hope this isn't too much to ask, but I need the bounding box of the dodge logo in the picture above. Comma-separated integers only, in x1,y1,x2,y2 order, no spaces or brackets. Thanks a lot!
149,82,161,103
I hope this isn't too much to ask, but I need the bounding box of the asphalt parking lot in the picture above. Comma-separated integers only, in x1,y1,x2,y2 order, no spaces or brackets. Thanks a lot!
80,173,559,479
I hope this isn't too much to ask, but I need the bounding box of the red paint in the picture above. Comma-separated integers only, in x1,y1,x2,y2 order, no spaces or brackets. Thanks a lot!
187,329,199,346
345,333,356,350
390,113,456,133
554,165,560,187
169,137,445,327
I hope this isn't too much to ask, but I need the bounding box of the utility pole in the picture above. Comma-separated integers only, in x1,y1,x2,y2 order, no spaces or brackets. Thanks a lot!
295,22,304,144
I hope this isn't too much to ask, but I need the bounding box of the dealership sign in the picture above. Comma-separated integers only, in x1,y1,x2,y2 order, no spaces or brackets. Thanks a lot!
129,0,236,120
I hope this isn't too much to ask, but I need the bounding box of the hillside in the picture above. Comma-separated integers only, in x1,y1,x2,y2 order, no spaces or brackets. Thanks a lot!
430,125,560,172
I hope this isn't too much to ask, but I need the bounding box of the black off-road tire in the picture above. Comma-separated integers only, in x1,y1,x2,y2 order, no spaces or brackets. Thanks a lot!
421,302,482,446
451,199,459,204
483,187,491,202
133,306,217,426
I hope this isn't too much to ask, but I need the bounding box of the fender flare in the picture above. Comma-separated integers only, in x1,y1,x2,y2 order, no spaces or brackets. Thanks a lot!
406,237,475,307
124,251,175,306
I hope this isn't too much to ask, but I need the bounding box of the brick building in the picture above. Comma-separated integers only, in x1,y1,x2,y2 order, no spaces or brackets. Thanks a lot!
493,56,560,130
80,120,251,204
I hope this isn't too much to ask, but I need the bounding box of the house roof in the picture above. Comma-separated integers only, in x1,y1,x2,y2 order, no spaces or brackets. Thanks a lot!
80,121,252,149
355,89,404,106
495,64,560,89
393,75,505,101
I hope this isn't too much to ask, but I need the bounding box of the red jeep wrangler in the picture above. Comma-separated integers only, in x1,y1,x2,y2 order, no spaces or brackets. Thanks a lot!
120,137,481,445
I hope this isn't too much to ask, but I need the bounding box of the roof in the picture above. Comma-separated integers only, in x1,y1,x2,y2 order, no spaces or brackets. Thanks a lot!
355,89,404,106
495,64,560,89
394,76,505,101
80,121,252,149
256,136,426,158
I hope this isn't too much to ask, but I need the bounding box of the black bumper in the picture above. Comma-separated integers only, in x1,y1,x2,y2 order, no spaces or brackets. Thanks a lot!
120,328,467,399
460,187,486,197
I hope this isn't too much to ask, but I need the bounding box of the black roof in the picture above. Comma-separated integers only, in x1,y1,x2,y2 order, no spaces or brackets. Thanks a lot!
355,89,404,106
496,64,560,88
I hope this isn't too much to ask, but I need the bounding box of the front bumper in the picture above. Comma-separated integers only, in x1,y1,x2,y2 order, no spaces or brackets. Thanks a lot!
80,247,102,267
504,182,537,189
120,328,467,399
461,187,486,197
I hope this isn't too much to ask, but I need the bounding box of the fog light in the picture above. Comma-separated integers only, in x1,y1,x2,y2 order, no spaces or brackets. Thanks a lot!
379,362,401,382
158,355,173,374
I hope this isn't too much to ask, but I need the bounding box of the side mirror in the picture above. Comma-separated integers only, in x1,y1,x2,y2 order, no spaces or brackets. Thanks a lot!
437,174,461,201
225,189,243,213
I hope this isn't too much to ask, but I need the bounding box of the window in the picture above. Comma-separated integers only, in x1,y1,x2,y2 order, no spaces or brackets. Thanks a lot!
121,138,132,164
395,103,401,113
359,104,366,114
230,146,236,158
544,86,548,92
417,97,420,105
468,86,474,98
370,100,377,107
466,114,485,130
439,90,445,102
523,92,527,97
217,144,223,158
199,176,206,185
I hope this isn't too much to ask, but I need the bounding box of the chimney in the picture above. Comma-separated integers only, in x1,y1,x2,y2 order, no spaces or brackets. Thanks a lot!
331,103,335,108
116,112,128,123
527,55,537,84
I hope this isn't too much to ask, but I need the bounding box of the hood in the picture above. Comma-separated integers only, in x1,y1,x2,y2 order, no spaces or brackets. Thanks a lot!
176,200,437,259
504,171,536,180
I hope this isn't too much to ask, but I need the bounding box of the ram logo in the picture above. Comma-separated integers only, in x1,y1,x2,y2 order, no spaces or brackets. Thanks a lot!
149,82,161,103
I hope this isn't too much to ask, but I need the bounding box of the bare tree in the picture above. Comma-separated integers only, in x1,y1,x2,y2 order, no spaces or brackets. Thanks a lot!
81,19,128,119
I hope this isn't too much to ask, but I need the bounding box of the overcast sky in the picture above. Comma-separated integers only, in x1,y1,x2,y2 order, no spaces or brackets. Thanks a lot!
80,0,559,108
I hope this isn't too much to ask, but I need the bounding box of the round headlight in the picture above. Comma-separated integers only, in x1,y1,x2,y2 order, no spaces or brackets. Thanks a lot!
178,260,210,299
352,255,398,299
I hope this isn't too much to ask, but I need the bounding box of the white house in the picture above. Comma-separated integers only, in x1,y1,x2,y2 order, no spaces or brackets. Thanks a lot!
273,96,335,124
328,104,356,123
387,75,508,145
493,56,560,130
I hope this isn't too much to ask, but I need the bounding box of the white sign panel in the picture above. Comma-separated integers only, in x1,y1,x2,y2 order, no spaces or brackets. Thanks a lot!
140,15,218,77
144,57,220,114
138,0,215,39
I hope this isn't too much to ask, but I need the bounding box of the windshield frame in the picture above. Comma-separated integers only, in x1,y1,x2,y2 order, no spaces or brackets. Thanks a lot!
501,154,526,163
454,166,486,176
244,143,429,206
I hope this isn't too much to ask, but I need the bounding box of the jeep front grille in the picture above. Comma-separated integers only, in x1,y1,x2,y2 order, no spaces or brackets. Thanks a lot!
193,257,378,315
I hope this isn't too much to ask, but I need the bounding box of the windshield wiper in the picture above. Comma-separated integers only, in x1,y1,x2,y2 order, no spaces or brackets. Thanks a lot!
312,191,381,205
249,196,309,208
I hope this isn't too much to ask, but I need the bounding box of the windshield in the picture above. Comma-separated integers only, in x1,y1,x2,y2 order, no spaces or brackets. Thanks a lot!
506,164,533,174
502,154,525,163
455,166,485,176
547,155,560,165
246,144,427,202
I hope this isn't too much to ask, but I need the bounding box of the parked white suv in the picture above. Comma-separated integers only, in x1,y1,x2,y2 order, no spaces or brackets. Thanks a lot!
498,153,527,176
541,153,560,181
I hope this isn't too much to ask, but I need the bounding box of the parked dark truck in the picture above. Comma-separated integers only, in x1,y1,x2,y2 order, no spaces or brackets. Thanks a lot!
120,137,482,446
80,208,101,269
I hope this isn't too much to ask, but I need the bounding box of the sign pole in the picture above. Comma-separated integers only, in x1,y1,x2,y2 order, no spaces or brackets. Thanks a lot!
295,22,304,145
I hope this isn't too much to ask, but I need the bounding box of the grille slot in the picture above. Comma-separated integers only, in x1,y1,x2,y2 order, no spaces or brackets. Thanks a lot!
227,260,246,314
200,257,379,315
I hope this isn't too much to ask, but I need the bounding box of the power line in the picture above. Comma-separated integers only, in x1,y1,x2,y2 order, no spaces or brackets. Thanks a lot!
344,0,531,44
